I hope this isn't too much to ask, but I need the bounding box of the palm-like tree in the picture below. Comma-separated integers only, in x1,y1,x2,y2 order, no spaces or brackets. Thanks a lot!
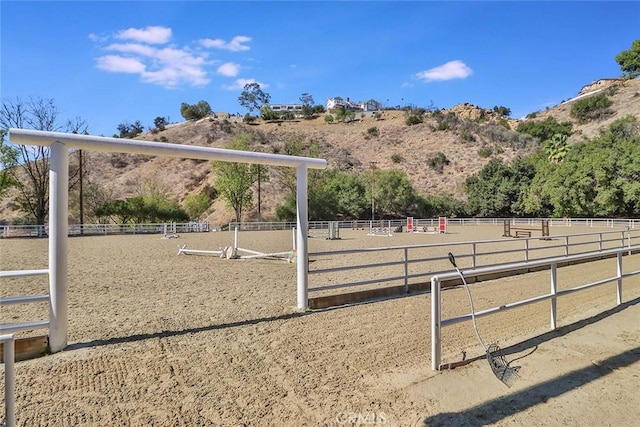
544,133,570,163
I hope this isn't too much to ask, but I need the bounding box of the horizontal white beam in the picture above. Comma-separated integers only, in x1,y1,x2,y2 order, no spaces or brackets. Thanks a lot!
9,129,328,170
0,269,49,279
0,295,50,306
0,320,50,333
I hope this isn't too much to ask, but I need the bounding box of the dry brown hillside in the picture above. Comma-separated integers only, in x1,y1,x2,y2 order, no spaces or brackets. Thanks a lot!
2,78,639,226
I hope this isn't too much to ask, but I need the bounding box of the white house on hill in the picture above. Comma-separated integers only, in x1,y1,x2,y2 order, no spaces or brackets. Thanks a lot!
326,97,382,112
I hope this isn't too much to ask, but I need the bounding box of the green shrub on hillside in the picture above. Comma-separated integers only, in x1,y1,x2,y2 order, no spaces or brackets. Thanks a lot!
516,116,572,141
570,94,613,123
405,115,423,126
428,152,450,173
478,146,493,158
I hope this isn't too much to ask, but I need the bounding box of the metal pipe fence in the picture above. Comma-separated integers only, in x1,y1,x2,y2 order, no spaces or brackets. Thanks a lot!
0,222,210,238
308,228,640,296
430,245,640,370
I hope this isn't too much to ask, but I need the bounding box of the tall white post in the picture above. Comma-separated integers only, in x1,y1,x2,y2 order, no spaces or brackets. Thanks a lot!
296,165,309,311
616,252,623,305
1,334,15,427
49,142,69,352
431,277,441,371
550,263,557,330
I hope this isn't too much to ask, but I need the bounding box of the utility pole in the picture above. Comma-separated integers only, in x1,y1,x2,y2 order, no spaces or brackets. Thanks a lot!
370,161,377,221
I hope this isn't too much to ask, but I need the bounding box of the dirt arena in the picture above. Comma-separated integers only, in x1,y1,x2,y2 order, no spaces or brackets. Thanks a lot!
1,224,640,426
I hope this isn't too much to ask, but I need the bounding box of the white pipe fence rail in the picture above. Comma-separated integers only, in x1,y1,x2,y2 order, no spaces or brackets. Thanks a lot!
430,245,640,370
0,269,50,335
0,222,210,239
308,228,640,295
1,334,15,427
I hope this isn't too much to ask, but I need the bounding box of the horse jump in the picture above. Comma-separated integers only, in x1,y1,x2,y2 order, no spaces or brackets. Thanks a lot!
503,220,550,238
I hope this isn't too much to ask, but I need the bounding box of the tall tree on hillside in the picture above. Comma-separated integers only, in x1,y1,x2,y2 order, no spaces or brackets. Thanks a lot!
0,97,88,225
300,93,315,118
212,133,261,223
238,83,270,113
616,39,640,79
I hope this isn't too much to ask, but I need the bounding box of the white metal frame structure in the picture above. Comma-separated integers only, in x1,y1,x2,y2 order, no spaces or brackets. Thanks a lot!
8,129,327,352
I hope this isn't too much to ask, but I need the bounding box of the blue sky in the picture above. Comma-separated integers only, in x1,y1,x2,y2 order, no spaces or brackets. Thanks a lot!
2,1,639,137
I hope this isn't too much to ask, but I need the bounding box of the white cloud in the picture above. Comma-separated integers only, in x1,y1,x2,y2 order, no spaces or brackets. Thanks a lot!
222,78,269,91
416,60,473,82
401,82,414,88
96,55,146,73
116,26,172,44
217,62,240,77
95,42,210,87
200,35,251,52
92,27,256,88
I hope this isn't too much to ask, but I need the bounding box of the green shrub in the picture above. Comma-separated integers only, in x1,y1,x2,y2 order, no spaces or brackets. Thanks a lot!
405,115,423,126
526,112,538,119
428,152,450,173
460,130,476,142
570,94,613,123
517,116,573,141
367,126,379,137
324,114,334,124
477,146,493,158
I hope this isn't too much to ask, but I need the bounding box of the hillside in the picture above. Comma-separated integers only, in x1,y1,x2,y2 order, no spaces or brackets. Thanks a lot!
2,78,639,226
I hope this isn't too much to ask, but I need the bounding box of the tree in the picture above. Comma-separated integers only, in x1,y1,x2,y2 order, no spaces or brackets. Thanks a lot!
615,39,640,79
335,106,355,123
300,93,315,118
116,120,144,138
544,133,570,163
212,133,260,223
153,116,169,131
465,157,537,217
493,106,511,117
0,130,18,198
180,101,212,121
238,83,270,113
0,96,88,225
367,169,417,218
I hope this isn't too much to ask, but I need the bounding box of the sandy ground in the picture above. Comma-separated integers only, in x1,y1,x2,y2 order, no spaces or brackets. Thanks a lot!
1,224,639,426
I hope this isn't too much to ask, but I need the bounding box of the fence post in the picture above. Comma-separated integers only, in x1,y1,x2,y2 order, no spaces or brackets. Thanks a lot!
616,251,623,305
472,243,477,268
550,263,557,330
403,248,409,293
525,239,529,262
49,141,69,353
564,236,570,256
296,164,309,311
431,276,441,371
599,233,603,251
1,334,15,427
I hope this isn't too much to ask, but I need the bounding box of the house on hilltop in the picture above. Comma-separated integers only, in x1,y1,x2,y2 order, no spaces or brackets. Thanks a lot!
326,97,382,112
578,78,621,96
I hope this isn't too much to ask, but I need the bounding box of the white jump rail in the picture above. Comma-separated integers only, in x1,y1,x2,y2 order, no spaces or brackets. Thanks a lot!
1,334,15,427
9,128,327,352
430,245,640,370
